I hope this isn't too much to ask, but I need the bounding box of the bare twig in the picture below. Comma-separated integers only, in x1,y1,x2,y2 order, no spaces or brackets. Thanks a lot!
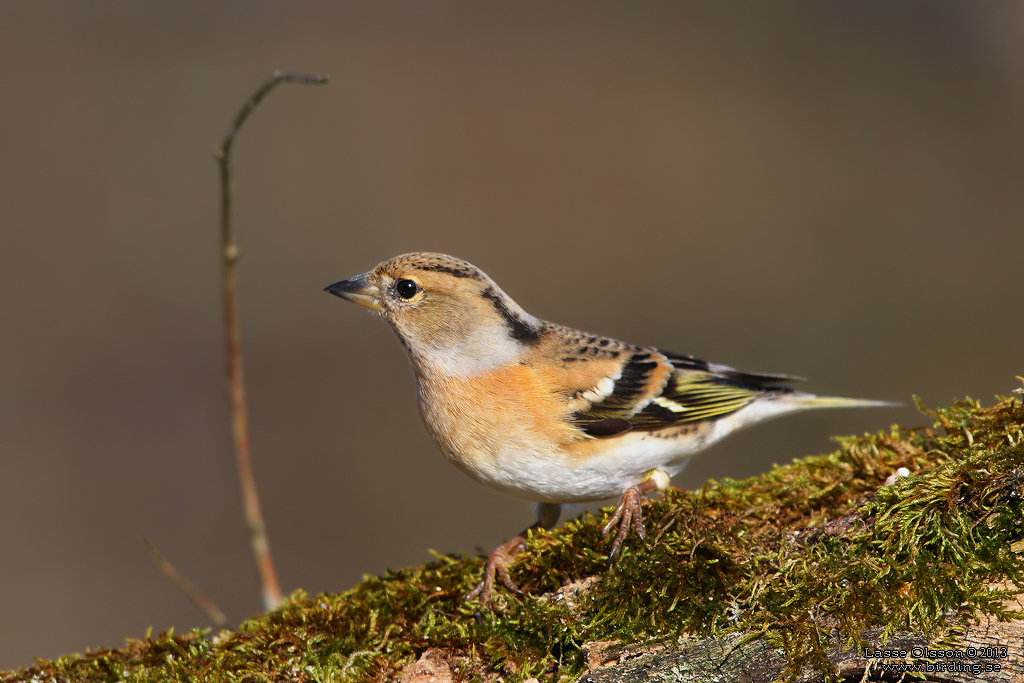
215,71,329,611
142,536,229,629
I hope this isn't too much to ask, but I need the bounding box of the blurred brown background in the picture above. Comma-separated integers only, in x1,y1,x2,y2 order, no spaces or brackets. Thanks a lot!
1,0,1022,670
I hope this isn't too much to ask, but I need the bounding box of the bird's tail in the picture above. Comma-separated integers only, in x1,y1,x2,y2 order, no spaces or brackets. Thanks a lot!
700,391,901,450
790,395,902,410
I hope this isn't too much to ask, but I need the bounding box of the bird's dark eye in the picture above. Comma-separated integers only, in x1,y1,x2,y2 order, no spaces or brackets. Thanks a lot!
395,279,419,299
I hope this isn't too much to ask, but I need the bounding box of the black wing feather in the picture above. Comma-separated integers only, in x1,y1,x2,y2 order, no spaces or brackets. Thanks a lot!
572,348,799,436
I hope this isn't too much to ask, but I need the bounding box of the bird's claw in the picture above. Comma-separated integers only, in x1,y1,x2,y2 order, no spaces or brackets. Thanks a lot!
602,485,647,563
466,545,522,604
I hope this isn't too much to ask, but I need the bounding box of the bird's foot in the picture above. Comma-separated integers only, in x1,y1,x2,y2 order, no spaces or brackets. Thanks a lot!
466,539,525,604
466,503,560,605
602,485,647,563
602,471,670,564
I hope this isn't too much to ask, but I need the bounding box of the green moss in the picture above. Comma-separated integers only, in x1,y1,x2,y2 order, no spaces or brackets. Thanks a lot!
5,387,1023,682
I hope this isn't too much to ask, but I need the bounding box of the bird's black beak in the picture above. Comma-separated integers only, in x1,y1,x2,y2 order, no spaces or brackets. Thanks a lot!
324,273,383,312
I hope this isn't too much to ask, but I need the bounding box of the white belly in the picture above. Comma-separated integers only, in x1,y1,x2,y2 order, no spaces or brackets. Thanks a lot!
447,429,709,503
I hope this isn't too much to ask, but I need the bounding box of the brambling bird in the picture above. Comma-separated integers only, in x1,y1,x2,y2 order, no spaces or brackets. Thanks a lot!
326,253,894,603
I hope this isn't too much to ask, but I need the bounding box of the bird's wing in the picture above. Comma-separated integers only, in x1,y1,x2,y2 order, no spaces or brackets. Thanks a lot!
564,343,802,437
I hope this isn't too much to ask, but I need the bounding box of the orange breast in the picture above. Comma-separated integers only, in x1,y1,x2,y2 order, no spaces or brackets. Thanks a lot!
414,364,581,466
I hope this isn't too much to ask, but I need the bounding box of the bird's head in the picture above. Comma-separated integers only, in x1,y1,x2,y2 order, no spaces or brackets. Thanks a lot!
325,253,544,376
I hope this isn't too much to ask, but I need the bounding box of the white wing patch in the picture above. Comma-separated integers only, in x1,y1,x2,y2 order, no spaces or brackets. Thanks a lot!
652,396,687,413
581,374,618,404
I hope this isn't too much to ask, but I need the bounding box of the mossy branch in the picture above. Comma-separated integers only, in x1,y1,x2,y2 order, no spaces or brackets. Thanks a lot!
4,386,1023,683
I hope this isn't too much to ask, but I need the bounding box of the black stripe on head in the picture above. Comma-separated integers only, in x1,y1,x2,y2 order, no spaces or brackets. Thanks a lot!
480,286,544,345
414,264,481,279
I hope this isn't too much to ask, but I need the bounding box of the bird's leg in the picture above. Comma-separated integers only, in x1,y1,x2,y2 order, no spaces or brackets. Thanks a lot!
466,502,560,604
602,470,670,563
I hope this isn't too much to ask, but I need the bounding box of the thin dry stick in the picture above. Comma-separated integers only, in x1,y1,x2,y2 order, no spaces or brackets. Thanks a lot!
142,537,229,629
215,71,329,611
